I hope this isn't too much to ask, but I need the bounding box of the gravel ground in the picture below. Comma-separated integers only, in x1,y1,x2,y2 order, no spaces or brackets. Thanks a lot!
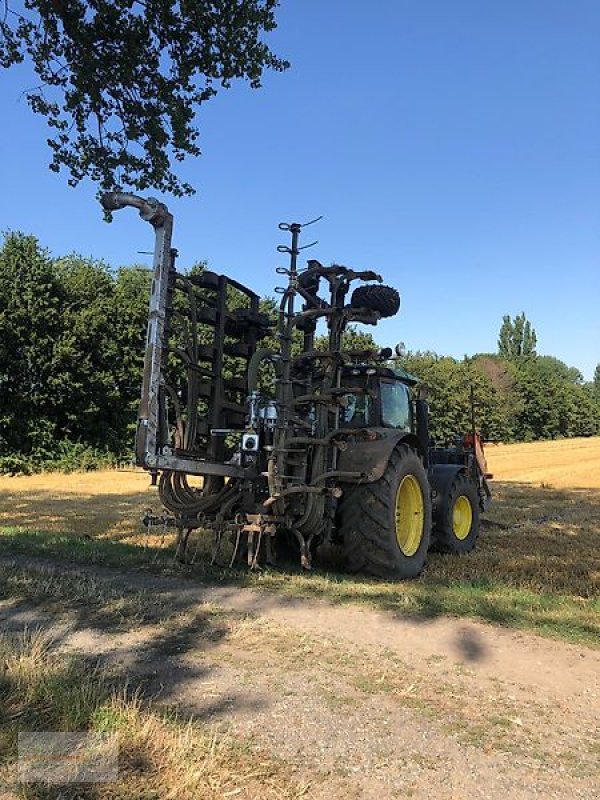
1,555,598,799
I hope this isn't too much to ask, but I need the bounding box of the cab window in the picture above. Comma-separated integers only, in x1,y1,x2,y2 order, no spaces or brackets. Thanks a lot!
380,381,411,431
340,391,372,428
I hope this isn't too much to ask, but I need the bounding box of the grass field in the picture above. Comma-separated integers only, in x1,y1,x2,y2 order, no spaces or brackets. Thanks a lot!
0,627,309,800
0,438,599,646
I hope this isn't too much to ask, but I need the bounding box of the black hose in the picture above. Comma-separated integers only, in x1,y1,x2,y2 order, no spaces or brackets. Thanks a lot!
247,348,277,394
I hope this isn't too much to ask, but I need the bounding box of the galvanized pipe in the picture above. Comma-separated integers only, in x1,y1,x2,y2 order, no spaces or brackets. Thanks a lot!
100,191,174,469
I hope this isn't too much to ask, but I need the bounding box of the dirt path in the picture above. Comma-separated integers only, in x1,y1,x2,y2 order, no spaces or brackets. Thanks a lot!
1,555,598,799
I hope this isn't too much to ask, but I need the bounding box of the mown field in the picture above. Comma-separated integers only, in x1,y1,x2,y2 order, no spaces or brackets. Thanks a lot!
0,437,598,647
487,436,600,489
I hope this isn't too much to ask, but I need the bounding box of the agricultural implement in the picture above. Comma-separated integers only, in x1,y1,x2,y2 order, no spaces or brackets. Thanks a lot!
101,192,492,578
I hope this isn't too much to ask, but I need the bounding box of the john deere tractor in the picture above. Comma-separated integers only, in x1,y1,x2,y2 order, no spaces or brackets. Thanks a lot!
102,192,492,579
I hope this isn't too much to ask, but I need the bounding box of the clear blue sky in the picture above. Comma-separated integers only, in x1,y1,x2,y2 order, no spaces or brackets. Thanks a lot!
1,1,599,378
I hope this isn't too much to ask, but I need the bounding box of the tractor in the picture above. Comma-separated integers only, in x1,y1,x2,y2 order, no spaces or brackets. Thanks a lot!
101,192,492,579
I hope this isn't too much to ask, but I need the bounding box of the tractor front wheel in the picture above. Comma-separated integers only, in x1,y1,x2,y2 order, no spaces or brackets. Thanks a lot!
433,473,480,554
338,444,432,579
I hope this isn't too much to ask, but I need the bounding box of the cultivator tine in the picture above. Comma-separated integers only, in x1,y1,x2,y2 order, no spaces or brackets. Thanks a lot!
247,530,264,570
229,529,242,569
211,527,224,566
292,529,312,570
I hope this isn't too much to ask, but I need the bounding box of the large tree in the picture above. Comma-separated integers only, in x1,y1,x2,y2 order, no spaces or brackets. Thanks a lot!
0,232,64,457
0,1,288,195
594,364,600,398
497,312,537,359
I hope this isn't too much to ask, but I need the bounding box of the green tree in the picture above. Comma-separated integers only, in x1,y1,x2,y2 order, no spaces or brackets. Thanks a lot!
0,232,63,456
315,325,377,353
497,312,537,359
471,354,520,440
594,364,600,398
509,363,556,440
0,1,288,195
535,355,583,385
51,255,127,450
401,353,507,444
112,266,153,431
560,384,599,438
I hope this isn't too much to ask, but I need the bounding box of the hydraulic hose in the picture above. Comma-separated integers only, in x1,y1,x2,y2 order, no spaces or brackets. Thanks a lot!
247,348,277,394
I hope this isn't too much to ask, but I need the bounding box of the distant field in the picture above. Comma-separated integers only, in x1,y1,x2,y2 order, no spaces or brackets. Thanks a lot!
1,437,598,535
487,436,600,489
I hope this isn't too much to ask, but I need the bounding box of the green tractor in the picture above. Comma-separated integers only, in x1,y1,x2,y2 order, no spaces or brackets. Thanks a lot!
102,193,492,579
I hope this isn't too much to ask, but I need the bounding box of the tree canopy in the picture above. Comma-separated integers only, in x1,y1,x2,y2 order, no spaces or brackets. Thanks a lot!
498,312,537,359
0,1,288,195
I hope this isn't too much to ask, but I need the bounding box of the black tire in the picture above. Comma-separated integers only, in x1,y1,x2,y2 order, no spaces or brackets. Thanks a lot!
350,285,400,318
433,474,480,554
338,444,432,579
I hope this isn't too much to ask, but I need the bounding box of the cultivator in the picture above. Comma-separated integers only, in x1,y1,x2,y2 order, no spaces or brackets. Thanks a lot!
101,192,491,578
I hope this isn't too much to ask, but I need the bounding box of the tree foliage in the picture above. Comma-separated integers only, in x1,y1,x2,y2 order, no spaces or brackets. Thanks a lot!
0,1,288,195
0,231,598,472
401,353,509,444
400,350,600,445
0,232,149,469
498,312,537,359
0,232,63,459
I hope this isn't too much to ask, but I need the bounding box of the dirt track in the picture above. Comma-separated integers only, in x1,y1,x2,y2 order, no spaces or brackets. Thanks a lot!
1,554,598,799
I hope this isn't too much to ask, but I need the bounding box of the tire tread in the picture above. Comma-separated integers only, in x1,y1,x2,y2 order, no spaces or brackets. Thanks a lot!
338,444,431,579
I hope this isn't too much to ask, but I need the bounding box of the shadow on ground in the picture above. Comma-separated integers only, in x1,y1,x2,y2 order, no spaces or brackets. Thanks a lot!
0,558,263,722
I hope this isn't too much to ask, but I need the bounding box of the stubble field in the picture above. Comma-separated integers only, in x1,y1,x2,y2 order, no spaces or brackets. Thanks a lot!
0,436,598,644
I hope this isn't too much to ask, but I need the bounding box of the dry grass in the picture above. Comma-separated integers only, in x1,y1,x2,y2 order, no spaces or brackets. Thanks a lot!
2,437,599,536
0,468,159,543
2,443,598,796
0,628,308,799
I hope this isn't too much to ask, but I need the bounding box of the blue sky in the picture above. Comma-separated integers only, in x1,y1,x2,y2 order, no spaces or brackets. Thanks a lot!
1,0,599,377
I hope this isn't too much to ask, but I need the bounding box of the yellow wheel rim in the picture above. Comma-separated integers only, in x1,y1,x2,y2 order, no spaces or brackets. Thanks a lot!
395,475,425,556
452,496,473,540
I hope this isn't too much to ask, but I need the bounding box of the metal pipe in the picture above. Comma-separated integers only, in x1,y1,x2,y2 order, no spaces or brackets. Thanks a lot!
100,192,170,228
100,192,174,470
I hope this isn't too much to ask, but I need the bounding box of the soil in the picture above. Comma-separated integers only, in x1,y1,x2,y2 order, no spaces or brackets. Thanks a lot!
1,554,598,799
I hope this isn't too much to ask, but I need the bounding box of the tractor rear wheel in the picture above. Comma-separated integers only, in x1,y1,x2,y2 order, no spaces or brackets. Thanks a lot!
338,444,432,579
433,473,480,554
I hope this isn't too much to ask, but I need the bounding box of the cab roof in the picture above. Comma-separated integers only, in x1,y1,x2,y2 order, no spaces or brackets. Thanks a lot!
341,363,420,386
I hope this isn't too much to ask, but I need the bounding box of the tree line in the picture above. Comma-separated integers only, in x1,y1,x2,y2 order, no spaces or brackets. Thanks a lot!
1,232,599,473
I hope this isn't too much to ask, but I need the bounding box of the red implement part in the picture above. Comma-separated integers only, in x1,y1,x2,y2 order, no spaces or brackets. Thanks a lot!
464,433,493,479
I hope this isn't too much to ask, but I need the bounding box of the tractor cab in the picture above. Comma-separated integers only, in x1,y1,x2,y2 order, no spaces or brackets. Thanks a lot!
339,363,417,434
